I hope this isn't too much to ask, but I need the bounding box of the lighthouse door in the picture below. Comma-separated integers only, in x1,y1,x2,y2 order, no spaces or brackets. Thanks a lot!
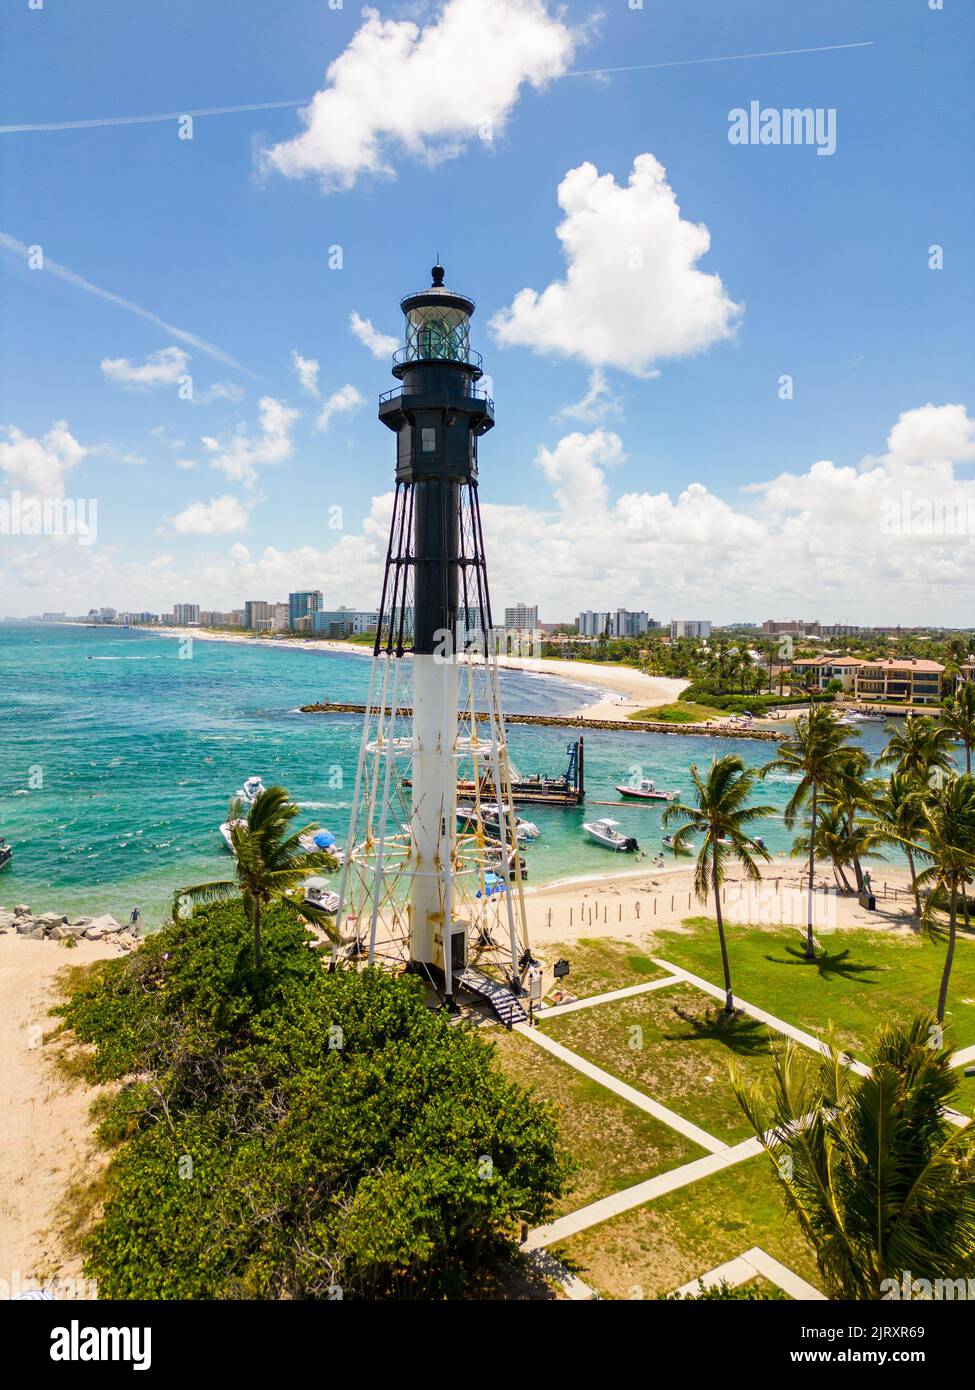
450,924,468,976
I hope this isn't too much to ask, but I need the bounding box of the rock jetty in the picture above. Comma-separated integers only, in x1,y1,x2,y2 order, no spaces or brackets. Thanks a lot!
0,904,140,951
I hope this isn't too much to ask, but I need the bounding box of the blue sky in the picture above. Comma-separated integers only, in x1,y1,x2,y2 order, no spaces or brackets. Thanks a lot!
1,0,973,623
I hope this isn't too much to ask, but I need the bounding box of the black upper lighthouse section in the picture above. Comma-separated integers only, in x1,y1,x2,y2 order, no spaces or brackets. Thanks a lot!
379,263,494,483
376,265,496,657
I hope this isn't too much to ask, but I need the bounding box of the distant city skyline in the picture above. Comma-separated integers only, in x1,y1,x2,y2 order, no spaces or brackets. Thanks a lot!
1,2,973,623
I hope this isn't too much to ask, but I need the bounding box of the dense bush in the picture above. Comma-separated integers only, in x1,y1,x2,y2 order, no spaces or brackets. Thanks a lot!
677,685,834,714
56,901,569,1299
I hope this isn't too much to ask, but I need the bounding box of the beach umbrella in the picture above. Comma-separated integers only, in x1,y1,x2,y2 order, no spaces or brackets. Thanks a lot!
313,830,336,848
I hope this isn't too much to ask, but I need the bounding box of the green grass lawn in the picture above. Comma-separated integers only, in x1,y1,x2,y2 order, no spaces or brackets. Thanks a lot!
490,1029,703,1217
656,918,975,1058
539,937,672,1000
952,1070,975,1118
552,1155,822,1299
540,982,778,1144
629,701,722,723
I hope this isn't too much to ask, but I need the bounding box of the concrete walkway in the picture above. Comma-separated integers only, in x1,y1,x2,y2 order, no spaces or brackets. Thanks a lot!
535,974,682,1020
951,1043,975,1069
514,1021,727,1154
672,1245,825,1301
525,1135,763,1250
653,957,872,1077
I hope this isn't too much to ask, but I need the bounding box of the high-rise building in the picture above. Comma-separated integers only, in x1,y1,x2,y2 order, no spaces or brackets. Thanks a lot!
504,602,538,633
577,610,611,638
288,590,323,629
244,600,272,630
761,619,820,637
670,620,712,639
611,609,651,638
173,603,200,626
312,608,379,637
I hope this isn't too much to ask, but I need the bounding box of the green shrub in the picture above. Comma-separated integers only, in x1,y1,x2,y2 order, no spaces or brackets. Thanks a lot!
54,900,570,1299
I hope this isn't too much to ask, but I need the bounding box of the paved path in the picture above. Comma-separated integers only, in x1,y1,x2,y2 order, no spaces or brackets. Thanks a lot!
515,1021,727,1153
525,1135,763,1250
536,974,681,1020
951,1043,975,1069
653,957,872,1077
672,1245,825,1301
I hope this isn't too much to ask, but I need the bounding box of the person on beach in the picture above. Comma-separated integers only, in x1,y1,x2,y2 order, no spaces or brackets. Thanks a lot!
129,906,141,932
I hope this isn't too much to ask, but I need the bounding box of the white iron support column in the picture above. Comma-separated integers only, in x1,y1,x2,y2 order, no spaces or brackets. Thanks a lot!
410,652,459,975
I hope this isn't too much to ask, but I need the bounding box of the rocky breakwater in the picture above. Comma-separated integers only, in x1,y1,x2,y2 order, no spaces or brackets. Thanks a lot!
0,903,140,951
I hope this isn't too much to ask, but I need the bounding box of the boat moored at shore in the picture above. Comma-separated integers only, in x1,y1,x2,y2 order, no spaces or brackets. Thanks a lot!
584,818,639,852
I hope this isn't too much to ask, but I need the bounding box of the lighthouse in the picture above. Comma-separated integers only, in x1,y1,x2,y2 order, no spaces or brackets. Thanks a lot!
335,265,531,1019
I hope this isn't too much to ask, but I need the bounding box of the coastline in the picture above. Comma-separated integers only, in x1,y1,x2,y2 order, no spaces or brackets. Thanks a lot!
147,625,688,718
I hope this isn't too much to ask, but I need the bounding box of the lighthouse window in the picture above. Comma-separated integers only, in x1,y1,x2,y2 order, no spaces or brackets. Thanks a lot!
421,427,437,452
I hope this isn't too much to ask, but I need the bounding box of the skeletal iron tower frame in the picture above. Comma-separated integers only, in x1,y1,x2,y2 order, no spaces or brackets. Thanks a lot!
333,266,531,1008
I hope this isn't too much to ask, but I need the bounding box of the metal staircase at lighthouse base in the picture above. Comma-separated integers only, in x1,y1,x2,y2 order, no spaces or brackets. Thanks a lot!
456,966,528,1028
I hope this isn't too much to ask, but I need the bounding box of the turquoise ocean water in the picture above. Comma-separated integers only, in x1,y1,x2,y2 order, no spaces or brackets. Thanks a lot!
0,623,896,927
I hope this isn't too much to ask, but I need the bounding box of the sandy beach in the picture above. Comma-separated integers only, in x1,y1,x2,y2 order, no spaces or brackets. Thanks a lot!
0,935,122,1295
150,626,688,719
519,856,919,960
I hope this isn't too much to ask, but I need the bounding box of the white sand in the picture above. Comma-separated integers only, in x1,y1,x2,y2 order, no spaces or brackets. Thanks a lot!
0,936,121,1293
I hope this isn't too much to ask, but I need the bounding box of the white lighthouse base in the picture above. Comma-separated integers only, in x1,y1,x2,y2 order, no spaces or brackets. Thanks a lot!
333,648,531,1007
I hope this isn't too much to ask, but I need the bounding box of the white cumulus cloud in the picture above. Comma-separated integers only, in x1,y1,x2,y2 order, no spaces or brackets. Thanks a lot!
100,345,190,389
259,0,576,191
291,351,320,397
317,384,365,432
0,421,87,494
490,154,742,376
168,495,249,535
350,312,398,360
203,397,300,486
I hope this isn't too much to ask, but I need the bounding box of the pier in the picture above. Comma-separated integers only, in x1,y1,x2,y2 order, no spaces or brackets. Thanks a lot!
298,702,784,740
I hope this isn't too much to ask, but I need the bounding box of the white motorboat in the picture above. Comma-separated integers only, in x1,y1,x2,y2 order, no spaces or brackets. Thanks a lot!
236,775,267,804
857,710,888,723
300,876,340,915
219,818,247,853
584,818,638,852
456,802,540,844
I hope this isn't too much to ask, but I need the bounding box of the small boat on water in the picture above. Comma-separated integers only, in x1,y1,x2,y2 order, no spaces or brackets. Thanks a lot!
584,818,638,852
457,803,540,844
220,818,247,853
616,776,679,803
484,845,528,880
298,827,344,863
857,711,888,723
0,837,11,872
300,877,340,915
236,775,267,803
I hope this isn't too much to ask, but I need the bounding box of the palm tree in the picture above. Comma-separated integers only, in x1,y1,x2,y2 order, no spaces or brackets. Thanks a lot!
733,1015,975,1300
877,713,954,783
824,747,877,893
662,754,773,1014
174,785,340,970
790,803,857,893
870,771,926,916
762,707,856,958
942,682,975,774
913,774,975,1024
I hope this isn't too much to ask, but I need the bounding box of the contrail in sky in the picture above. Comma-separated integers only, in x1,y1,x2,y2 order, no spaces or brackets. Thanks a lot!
0,231,259,378
0,42,875,134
